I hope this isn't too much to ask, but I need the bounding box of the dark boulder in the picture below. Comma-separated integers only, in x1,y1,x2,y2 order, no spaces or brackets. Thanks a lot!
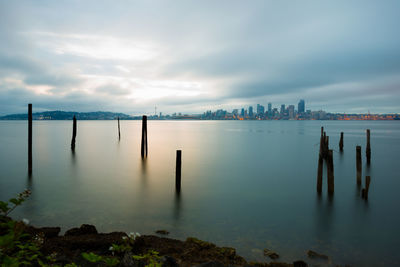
65,224,98,236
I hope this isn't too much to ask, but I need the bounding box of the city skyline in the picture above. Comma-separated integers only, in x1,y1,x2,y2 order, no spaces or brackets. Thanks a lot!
1,1,400,115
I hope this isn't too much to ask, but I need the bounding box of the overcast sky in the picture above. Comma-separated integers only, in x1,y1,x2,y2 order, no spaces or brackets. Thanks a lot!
1,0,400,115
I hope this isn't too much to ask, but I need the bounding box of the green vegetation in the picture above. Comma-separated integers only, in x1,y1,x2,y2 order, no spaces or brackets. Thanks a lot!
1,190,163,266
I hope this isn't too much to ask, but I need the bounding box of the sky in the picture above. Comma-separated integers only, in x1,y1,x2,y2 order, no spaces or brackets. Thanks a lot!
1,0,400,115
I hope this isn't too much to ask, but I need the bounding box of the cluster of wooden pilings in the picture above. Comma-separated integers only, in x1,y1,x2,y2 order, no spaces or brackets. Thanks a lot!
316,126,372,200
317,127,334,194
27,104,183,191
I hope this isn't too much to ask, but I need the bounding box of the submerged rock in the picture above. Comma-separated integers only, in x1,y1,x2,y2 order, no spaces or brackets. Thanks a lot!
263,248,279,259
293,260,308,267
156,230,170,235
306,250,328,260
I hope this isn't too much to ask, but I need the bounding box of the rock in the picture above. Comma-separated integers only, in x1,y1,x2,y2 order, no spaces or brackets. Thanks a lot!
293,260,308,267
193,261,225,267
263,248,279,259
156,230,170,235
121,251,145,267
65,224,98,236
306,250,328,260
38,227,61,238
161,255,179,267
24,226,61,239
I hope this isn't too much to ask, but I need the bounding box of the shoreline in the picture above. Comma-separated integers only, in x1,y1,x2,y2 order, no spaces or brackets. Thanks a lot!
1,216,315,267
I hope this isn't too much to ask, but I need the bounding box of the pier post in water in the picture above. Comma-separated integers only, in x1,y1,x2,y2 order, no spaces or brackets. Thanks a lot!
356,146,362,185
71,115,77,150
118,117,121,140
176,150,182,191
317,153,323,193
366,129,371,164
362,176,371,199
141,115,148,157
28,104,32,174
327,149,334,194
339,132,344,151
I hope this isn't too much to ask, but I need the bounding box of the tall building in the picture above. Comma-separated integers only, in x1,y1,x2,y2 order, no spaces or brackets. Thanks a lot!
280,104,285,115
268,103,272,114
249,106,254,117
241,108,245,117
256,104,265,116
298,99,305,113
288,105,295,119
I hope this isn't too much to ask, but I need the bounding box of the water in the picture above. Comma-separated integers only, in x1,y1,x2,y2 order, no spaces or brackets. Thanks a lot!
1,120,399,266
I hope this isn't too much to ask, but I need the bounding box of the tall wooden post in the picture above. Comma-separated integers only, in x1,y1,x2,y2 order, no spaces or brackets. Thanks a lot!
71,116,77,150
176,150,182,191
366,129,371,164
363,176,371,199
317,153,323,193
327,149,334,194
339,132,344,151
141,115,148,157
356,146,362,185
118,117,121,140
28,104,32,174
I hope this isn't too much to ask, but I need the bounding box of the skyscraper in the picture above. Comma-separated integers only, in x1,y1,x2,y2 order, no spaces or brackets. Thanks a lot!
298,99,305,114
249,106,254,117
280,104,285,115
288,105,295,119
241,108,245,117
256,104,264,116
268,103,272,114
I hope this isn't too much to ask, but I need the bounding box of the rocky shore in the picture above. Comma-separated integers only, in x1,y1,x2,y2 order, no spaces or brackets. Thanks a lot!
1,216,315,266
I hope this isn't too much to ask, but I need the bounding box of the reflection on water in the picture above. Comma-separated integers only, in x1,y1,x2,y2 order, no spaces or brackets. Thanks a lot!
174,189,182,221
1,120,400,266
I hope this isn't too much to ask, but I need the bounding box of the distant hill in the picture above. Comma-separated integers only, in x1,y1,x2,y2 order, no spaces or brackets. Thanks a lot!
0,111,134,120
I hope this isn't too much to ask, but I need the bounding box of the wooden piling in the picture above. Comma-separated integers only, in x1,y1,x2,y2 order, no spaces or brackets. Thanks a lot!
356,146,362,185
28,104,32,174
71,115,77,150
366,129,371,164
141,115,148,157
339,132,344,151
317,153,323,193
364,176,371,199
118,117,121,140
327,149,334,194
176,150,182,191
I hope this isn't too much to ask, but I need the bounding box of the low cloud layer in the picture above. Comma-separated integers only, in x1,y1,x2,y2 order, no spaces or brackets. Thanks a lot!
1,0,399,115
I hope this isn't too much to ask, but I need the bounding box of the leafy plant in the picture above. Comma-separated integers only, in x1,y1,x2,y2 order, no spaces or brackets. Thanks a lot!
0,190,48,266
0,189,31,216
132,250,162,267
81,252,119,266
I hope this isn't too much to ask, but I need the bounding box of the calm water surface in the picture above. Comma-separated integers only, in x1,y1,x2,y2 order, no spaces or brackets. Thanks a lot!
1,120,399,266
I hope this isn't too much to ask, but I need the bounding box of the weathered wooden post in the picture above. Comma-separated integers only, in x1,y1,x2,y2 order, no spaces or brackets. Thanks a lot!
323,135,329,159
71,115,77,150
118,117,121,140
176,150,182,191
317,153,323,193
366,129,371,164
339,132,344,151
327,149,334,194
28,104,32,174
363,176,371,199
356,146,362,185
141,115,148,157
